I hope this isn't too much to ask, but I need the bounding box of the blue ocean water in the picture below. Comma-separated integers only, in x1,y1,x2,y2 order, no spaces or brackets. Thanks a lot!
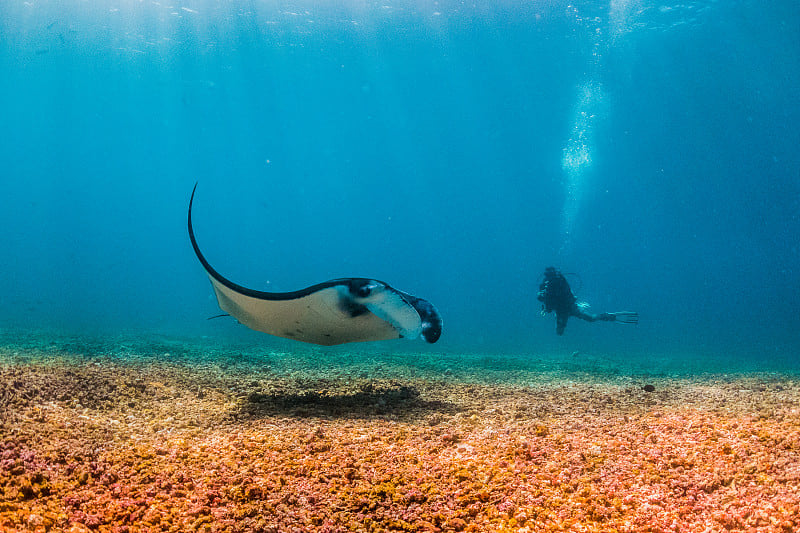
0,0,797,372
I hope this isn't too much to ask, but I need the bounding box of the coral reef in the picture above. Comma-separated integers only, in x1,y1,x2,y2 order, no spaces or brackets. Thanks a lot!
1,340,799,532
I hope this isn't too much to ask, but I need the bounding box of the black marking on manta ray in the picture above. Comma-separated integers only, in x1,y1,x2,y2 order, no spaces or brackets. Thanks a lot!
340,299,369,317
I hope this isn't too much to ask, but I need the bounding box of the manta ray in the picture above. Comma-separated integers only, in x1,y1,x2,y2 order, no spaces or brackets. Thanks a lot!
188,184,442,346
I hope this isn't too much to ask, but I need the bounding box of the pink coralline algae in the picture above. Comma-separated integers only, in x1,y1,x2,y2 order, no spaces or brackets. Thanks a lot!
1,358,799,532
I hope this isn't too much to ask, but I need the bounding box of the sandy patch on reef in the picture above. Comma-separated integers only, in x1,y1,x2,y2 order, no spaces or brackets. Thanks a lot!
1,350,799,532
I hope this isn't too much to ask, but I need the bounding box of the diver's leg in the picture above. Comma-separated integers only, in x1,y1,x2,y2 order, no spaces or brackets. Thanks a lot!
556,312,568,335
571,305,600,322
571,303,618,323
577,310,635,323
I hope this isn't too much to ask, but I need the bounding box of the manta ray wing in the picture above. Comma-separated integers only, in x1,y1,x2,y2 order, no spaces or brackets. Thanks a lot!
188,184,442,346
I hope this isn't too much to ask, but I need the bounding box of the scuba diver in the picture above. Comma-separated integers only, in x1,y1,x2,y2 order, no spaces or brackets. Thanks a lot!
537,266,638,335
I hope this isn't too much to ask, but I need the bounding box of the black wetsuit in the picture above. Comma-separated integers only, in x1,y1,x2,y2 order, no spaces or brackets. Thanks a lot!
537,267,614,335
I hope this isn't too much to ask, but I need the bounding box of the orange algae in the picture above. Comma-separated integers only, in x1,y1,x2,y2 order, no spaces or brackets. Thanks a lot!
1,360,799,532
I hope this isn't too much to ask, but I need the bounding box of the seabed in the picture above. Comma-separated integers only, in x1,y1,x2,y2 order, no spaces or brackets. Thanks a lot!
1,331,799,532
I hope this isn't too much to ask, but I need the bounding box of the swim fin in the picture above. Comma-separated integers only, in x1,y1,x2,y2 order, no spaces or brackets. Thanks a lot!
608,311,638,325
